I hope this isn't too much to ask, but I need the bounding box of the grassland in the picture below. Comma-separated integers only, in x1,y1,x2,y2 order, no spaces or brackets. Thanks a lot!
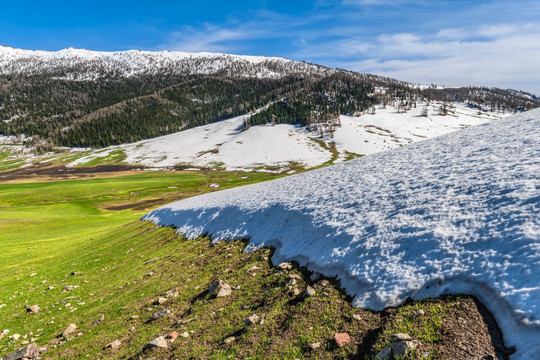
0,169,510,359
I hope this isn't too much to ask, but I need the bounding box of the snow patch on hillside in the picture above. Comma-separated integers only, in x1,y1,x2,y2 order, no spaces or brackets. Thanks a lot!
143,109,540,358
69,101,506,171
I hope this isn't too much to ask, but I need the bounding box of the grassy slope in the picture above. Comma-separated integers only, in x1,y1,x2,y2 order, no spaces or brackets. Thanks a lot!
0,170,509,359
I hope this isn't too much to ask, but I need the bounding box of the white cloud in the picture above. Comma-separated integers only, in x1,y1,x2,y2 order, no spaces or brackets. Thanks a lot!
300,23,540,94
162,24,254,53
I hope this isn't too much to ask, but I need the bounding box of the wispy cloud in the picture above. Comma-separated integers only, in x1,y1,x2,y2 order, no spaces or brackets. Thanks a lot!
292,22,540,94
162,24,253,53
158,2,540,94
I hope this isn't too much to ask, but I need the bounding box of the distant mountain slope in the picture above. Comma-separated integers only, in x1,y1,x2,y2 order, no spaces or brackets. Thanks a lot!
68,100,501,171
0,46,538,149
144,109,540,359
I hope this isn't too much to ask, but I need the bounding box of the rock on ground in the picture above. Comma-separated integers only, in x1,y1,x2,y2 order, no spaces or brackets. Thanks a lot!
144,336,167,350
25,305,39,314
152,309,171,320
277,262,294,270
376,333,419,360
208,279,232,297
105,340,121,349
62,324,77,337
245,314,260,326
334,332,350,348
1,343,40,360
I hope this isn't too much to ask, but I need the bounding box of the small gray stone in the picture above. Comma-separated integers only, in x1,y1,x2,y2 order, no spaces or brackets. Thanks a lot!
245,314,260,326
62,324,77,337
208,279,232,297
92,314,105,326
390,333,412,342
152,309,171,320
302,286,316,298
1,343,40,360
391,340,418,357
106,340,121,349
144,336,167,350
277,262,293,270
25,305,40,314
375,345,392,360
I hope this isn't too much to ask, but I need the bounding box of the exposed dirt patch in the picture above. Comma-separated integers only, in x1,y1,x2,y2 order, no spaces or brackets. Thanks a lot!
0,162,144,183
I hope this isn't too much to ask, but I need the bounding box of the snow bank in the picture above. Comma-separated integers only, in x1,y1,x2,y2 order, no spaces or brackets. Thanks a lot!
145,109,540,358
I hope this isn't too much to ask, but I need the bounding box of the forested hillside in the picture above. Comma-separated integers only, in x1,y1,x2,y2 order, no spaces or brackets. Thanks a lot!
0,47,538,149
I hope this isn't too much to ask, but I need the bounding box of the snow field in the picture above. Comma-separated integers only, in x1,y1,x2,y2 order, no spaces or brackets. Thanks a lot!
144,109,540,359
67,101,507,171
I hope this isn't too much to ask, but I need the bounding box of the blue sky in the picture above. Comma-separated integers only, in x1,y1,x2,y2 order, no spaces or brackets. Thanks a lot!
1,0,540,94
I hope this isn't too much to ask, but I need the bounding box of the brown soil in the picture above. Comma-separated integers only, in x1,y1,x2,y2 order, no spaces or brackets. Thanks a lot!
0,162,144,183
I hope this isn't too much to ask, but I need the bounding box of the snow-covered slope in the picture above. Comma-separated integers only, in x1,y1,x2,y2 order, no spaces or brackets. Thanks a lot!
69,101,505,170
143,109,540,358
0,45,332,80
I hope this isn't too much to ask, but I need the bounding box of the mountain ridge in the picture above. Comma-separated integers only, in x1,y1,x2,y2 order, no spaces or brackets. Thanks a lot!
1,46,539,149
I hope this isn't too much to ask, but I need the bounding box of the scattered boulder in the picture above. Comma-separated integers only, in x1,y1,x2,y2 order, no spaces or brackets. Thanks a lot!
12,334,21,341
375,333,419,360
144,336,167,350
390,333,412,342
247,265,262,272
105,340,121,349
157,297,167,305
25,305,40,314
62,324,77,337
352,314,362,321
319,280,330,287
180,332,189,338
208,279,232,297
1,343,40,360
166,289,179,298
277,262,293,271
92,314,105,326
334,332,350,348
288,274,301,280
152,309,171,320
126,248,134,254
310,342,321,350
302,286,316,298
413,309,425,318
63,285,79,292
224,336,236,344
245,314,260,327
70,271,81,276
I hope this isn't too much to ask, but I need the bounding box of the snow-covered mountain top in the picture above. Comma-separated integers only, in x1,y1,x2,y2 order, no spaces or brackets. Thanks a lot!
0,45,331,79
144,109,540,358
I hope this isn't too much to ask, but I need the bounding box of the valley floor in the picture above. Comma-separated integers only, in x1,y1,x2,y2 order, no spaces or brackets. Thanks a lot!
0,169,513,359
